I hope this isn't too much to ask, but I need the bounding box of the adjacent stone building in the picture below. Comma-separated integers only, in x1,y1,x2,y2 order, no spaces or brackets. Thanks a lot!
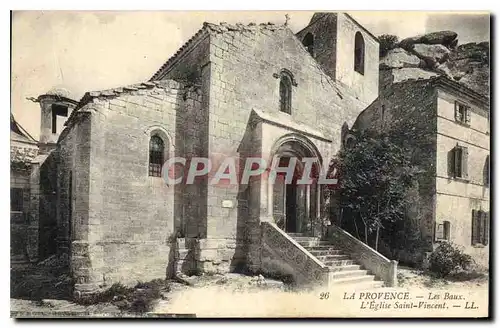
10,114,38,264
352,75,490,267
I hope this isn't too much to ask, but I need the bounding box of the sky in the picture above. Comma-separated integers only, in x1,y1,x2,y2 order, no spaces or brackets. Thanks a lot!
11,11,490,139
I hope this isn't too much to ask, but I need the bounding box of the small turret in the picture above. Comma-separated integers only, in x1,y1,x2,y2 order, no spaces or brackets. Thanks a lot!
30,87,78,154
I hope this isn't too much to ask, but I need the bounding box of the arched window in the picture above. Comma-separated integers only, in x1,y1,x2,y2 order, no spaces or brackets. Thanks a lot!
302,33,314,56
279,74,292,114
149,135,165,177
354,32,365,75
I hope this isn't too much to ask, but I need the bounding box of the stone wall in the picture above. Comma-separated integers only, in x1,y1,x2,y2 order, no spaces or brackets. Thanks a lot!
57,111,92,290
57,81,203,293
37,151,59,261
161,34,211,241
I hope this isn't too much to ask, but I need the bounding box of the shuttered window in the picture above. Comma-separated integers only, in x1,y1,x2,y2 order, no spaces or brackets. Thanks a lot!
451,145,469,179
455,101,471,125
472,210,489,246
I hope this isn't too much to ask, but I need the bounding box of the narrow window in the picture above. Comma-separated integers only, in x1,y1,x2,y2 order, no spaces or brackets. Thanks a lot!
452,145,468,179
354,32,365,75
454,101,471,125
472,210,490,246
149,135,165,177
302,33,314,57
435,222,445,240
483,211,490,246
279,74,292,114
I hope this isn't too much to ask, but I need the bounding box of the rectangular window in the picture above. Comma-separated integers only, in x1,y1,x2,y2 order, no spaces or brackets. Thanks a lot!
451,145,468,179
435,223,445,240
435,221,451,241
10,188,23,212
472,210,489,246
454,101,471,125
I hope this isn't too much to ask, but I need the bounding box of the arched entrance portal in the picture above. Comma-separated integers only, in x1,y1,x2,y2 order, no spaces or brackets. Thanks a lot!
270,136,322,236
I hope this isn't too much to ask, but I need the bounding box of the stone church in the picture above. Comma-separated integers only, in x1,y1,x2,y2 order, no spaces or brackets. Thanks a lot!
16,12,404,294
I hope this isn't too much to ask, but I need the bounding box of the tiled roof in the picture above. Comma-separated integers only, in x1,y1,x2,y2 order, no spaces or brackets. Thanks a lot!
150,22,287,81
61,80,183,143
73,80,181,112
10,114,36,144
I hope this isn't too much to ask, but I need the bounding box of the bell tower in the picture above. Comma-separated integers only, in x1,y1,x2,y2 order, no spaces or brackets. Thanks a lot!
32,88,78,154
296,12,380,107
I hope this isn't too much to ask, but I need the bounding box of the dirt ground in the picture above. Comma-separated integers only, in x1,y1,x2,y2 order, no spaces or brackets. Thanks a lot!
11,268,489,318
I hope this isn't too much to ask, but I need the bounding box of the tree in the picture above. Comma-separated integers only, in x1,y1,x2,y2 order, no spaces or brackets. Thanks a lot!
334,130,420,251
379,34,399,57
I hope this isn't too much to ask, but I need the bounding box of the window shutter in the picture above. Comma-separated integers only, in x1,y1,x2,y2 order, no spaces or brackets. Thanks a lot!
465,107,471,124
444,221,451,241
478,211,484,245
485,155,490,186
454,102,460,121
483,212,489,246
453,146,460,178
462,147,469,179
471,210,477,245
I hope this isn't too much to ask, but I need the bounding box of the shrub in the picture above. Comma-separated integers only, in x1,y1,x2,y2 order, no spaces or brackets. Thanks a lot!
428,242,474,277
379,34,399,57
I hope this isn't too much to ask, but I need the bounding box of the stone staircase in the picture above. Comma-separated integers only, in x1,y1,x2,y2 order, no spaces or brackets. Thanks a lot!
288,233,384,289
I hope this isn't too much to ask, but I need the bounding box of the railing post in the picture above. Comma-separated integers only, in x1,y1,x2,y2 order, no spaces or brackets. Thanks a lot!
389,260,398,287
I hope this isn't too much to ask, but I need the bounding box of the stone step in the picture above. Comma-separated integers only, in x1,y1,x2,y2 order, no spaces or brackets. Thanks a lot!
328,264,362,272
296,241,321,247
324,259,356,267
329,269,369,279
316,254,351,262
307,245,340,252
287,233,311,237
308,249,344,256
330,274,375,285
292,236,320,242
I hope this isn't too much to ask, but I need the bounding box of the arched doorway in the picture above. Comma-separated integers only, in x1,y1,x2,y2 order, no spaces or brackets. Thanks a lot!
269,135,322,236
